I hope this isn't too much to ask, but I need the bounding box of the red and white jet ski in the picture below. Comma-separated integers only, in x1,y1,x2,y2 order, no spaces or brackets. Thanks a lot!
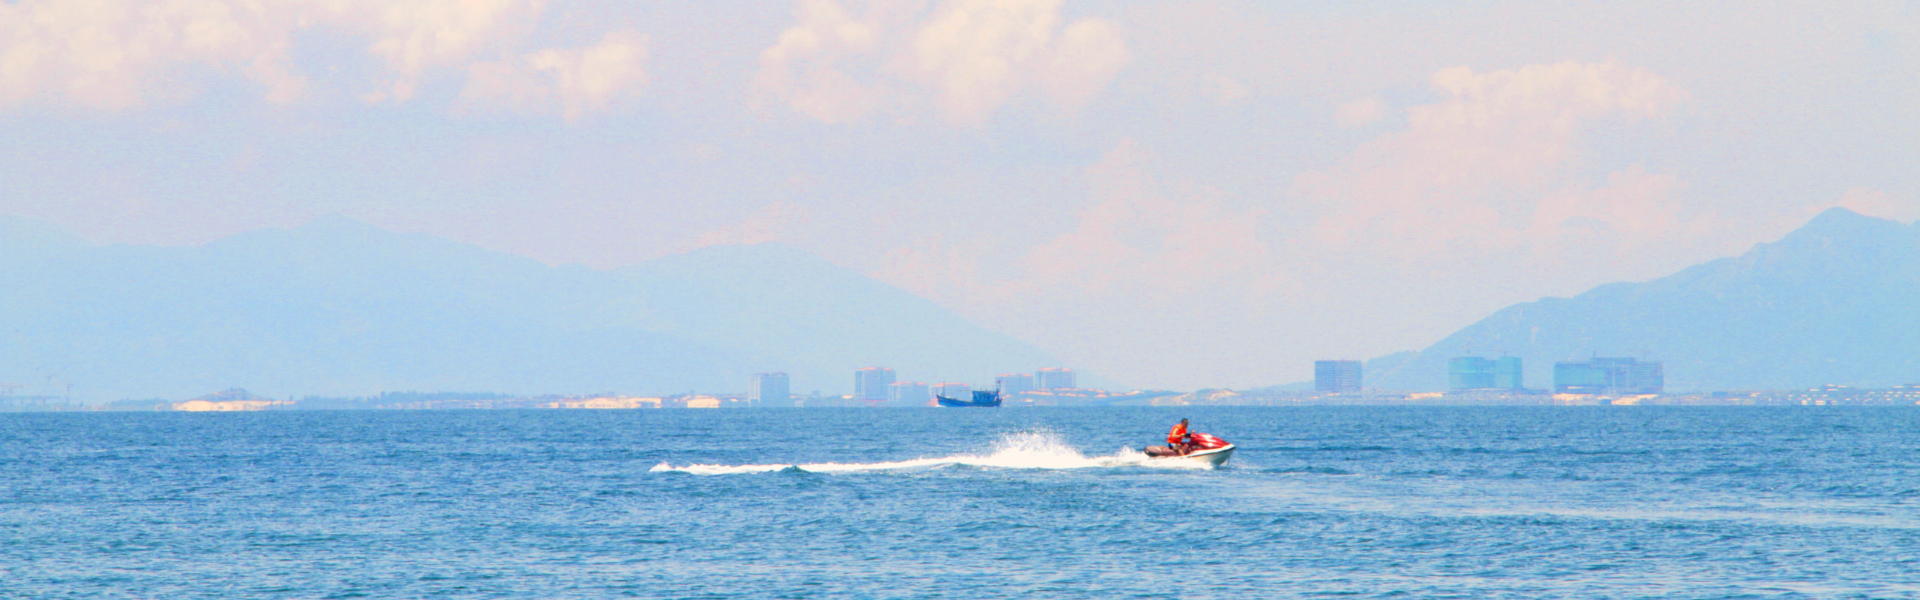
1144,432,1235,467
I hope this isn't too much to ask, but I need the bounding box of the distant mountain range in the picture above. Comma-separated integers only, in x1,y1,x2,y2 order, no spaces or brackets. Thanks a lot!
1365,208,1920,392
0,216,1065,402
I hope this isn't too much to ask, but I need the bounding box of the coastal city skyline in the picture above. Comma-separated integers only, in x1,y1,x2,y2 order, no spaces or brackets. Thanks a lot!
16,352,1919,412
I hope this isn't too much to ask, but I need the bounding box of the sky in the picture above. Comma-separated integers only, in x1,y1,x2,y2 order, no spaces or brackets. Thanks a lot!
2,0,1917,390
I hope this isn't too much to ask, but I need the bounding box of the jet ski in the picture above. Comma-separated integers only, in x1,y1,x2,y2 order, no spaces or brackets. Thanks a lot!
1144,432,1235,467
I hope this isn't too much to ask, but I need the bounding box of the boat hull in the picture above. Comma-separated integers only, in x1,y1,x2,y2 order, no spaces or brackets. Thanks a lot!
1152,444,1234,467
936,398,1001,407
936,392,1001,407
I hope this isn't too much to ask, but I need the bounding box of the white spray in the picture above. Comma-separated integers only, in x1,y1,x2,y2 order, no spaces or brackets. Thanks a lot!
649,430,1216,475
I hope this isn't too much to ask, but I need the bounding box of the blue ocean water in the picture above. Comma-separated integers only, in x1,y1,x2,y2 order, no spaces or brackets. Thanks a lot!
4,407,1918,599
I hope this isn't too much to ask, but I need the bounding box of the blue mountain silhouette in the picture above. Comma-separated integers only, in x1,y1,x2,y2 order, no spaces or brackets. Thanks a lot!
1367,208,1920,391
0,216,1062,401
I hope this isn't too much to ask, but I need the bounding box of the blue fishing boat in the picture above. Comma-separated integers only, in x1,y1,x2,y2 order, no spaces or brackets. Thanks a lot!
936,389,1002,407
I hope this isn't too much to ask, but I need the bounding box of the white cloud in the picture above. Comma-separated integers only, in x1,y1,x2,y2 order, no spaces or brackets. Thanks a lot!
356,0,542,103
0,0,557,110
1299,61,1692,254
0,0,304,110
1031,15,1129,113
754,0,1130,125
1334,95,1387,127
461,30,650,121
908,0,1063,122
752,0,890,124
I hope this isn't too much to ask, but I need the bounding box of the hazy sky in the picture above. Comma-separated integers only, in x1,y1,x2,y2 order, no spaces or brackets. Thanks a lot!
3,1,1916,389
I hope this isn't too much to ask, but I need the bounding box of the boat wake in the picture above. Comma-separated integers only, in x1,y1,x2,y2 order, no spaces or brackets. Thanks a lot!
649,431,1217,475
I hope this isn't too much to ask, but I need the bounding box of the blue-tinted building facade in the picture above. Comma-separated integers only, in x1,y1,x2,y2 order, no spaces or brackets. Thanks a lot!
854,367,896,401
1315,360,1362,393
1554,357,1663,394
1450,357,1522,390
749,372,790,407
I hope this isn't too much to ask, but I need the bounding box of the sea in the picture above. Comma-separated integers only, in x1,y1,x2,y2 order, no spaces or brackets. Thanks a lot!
4,407,1917,599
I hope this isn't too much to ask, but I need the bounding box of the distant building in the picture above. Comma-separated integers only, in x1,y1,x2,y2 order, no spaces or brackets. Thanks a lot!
854,367,896,401
888,381,930,405
1449,358,1493,389
1554,357,1663,394
1036,367,1076,390
1449,357,1522,390
997,373,1036,394
750,372,791,407
1494,357,1522,389
932,383,971,401
1315,360,1362,393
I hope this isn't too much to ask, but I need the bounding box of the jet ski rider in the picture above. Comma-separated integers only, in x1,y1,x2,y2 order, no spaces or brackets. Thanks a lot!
1168,418,1193,455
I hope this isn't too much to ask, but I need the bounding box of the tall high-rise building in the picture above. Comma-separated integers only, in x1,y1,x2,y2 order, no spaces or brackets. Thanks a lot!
887,381,930,405
997,373,1035,394
1494,357,1523,389
932,383,971,401
1449,357,1495,389
854,367,896,401
1448,357,1523,390
1036,367,1075,390
1554,357,1663,394
1315,360,1362,393
749,372,791,407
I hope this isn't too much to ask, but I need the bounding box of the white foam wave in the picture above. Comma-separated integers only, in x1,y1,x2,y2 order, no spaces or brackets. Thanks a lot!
649,431,1217,475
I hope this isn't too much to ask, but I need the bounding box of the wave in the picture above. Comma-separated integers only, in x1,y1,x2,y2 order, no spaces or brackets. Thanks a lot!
1265,466,1354,475
649,431,1219,475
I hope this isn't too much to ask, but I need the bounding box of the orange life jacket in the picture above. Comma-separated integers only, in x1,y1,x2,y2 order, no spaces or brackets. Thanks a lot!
1167,422,1189,445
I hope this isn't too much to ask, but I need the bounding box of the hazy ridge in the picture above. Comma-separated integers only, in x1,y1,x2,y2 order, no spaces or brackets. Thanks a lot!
0,216,1063,401
1367,208,1920,391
